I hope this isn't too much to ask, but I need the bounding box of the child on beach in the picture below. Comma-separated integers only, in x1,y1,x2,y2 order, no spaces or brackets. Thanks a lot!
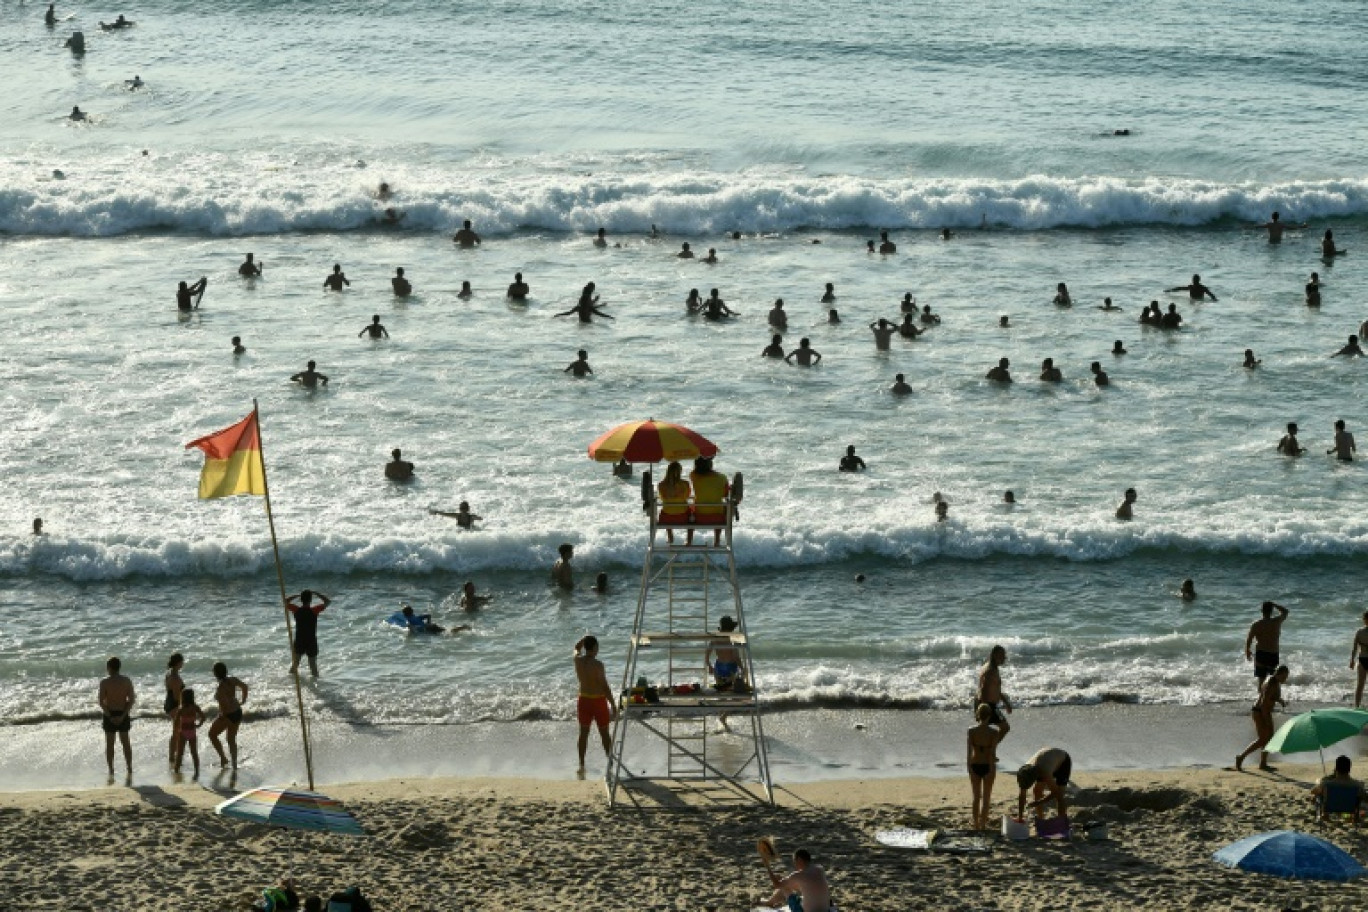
172,688,206,775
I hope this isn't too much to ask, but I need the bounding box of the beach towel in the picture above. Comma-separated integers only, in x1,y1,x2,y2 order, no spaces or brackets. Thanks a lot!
874,827,993,854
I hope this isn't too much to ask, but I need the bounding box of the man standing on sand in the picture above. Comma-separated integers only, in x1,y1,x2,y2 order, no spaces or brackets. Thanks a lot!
573,635,615,774
1236,664,1289,772
98,656,135,775
1351,612,1368,709
975,645,1013,738
286,590,330,677
208,662,248,769
1245,600,1289,688
1016,747,1072,820
762,848,832,912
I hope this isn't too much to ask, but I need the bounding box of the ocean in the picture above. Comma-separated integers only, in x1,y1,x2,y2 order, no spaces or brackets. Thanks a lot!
3,0,1368,766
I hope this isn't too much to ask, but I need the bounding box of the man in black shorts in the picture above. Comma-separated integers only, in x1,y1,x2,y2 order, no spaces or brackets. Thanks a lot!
286,589,331,677
1017,747,1071,819
97,656,136,775
1245,600,1289,690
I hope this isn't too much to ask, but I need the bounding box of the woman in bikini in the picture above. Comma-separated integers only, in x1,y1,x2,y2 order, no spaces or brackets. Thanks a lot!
163,653,184,764
968,703,1007,830
209,662,249,769
172,688,206,776
1236,664,1289,771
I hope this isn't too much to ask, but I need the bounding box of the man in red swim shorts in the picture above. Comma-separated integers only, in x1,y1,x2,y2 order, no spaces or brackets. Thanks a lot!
573,635,616,775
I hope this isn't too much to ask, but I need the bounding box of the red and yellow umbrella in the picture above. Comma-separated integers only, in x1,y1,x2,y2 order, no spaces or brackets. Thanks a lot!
588,419,719,464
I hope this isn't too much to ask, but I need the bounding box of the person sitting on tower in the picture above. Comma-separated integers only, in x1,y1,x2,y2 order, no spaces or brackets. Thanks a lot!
705,616,747,692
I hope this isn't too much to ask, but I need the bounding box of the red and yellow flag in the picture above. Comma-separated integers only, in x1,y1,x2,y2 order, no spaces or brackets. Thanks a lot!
185,411,266,499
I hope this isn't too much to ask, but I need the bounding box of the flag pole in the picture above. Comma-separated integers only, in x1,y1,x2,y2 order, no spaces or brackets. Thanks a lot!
253,399,316,790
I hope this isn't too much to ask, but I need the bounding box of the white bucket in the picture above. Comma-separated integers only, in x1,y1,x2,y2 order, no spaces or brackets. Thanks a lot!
1002,815,1031,840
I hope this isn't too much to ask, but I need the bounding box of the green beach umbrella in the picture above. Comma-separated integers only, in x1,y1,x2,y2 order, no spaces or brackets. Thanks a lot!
1265,709,1368,773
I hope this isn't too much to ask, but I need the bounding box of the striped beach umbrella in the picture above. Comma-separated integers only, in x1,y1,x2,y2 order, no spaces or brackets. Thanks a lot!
587,418,719,464
215,785,365,836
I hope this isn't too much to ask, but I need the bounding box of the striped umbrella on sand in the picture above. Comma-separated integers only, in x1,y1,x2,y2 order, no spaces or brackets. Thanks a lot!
216,786,365,877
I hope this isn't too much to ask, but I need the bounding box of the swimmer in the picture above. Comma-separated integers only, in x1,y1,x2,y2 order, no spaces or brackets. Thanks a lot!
891,373,912,395
358,315,389,339
1112,340,1127,355
1277,422,1305,457
921,304,941,325
323,264,350,291
649,224,659,239
125,75,143,90
827,308,840,324
554,285,614,323
702,288,734,321
1116,487,1137,520
176,277,208,312
452,220,481,247
677,242,694,259
612,459,632,479
100,14,132,30
1091,361,1109,386
999,315,1010,327
786,338,822,366
1179,579,1196,600
1098,297,1122,311
821,283,836,304
685,288,704,314
1039,358,1062,382
391,267,411,297
1053,283,1072,307
985,357,1012,382
702,248,718,264
379,207,405,226
1322,229,1346,259
565,349,593,377
457,280,473,299
768,299,787,330
900,293,917,313
1254,211,1306,244
869,319,897,350
940,228,954,240
878,230,896,254
376,182,392,201
45,4,56,25
1360,318,1368,341
593,227,607,248
68,106,86,122
593,572,609,594
231,336,246,356
64,31,84,52
507,272,529,300
838,445,866,472
1306,272,1321,307
730,231,741,240
430,501,483,529
460,580,490,611
290,360,329,389
1140,301,1162,326
762,334,785,359
1243,349,1261,368
238,253,262,277
936,500,949,522
898,313,922,338
384,448,414,481
1165,274,1218,301
1332,335,1365,358
1328,419,1357,461
1003,490,1016,505
1161,303,1183,329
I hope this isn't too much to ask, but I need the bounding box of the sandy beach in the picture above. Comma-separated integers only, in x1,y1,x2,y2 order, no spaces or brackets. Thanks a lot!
3,761,1367,911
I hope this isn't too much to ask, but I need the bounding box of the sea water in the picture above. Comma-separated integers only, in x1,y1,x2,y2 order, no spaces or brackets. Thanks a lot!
2,0,1368,744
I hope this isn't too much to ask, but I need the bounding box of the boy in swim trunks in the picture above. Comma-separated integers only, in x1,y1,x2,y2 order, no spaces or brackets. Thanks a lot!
98,656,135,775
573,636,615,774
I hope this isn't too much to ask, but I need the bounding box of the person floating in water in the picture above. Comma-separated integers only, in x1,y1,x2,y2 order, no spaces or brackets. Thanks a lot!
1098,297,1122,311
100,14,133,30
452,219,481,247
431,501,482,529
238,253,262,277
878,230,896,254
762,334,785,359
391,267,411,297
290,360,329,388
891,373,912,395
676,242,694,259
323,264,350,291
358,315,389,339
839,445,866,472
1254,211,1306,244
986,358,1012,382
554,284,614,323
231,336,246,356
1322,229,1346,259
1277,422,1305,457
507,272,529,300
125,75,143,90
1116,487,1137,520
1332,335,1364,358
1166,274,1218,301
1052,283,1072,307
786,338,822,366
564,349,593,377
175,277,208,311
1243,349,1261,368
68,106,86,121
385,448,413,481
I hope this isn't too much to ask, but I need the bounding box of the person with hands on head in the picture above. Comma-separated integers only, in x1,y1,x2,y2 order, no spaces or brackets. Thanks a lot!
286,589,331,677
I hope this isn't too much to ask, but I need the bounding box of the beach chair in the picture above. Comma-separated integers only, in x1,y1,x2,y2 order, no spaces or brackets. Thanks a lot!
1315,782,1363,826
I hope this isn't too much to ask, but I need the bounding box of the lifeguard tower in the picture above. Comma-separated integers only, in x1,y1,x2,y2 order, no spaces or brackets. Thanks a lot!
605,465,774,806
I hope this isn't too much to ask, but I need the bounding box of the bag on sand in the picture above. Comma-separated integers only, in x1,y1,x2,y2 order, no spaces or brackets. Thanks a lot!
326,887,372,912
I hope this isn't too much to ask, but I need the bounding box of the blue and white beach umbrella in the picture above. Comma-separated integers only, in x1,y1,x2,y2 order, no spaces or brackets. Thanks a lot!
1213,831,1364,882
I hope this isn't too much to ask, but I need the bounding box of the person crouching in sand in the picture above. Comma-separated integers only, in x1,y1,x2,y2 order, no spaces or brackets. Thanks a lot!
1016,747,1072,820
1236,664,1289,771
968,704,1007,830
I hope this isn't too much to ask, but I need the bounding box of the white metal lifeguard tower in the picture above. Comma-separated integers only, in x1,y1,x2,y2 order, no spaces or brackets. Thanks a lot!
604,464,774,806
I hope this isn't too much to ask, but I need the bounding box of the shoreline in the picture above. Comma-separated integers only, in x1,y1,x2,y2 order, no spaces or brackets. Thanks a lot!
4,701,1362,795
